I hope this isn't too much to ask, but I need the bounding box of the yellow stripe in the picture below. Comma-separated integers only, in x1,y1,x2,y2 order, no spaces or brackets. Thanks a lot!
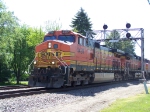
61,52,75,57
36,60,111,68
47,49,75,57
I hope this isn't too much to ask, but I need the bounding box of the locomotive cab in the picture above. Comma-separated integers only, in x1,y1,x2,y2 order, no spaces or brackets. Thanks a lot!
28,30,76,88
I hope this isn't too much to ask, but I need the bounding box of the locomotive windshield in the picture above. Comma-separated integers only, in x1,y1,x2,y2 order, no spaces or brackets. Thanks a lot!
44,36,56,42
58,35,75,42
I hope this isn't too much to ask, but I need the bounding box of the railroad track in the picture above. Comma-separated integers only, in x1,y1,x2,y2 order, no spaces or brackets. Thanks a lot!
0,79,145,100
0,87,47,99
0,85,30,90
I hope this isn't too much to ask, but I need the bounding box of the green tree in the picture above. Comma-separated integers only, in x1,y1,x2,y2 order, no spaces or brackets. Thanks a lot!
11,25,45,84
26,26,45,68
105,30,135,54
0,0,18,82
70,7,93,36
11,26,27,84
0,0,64,84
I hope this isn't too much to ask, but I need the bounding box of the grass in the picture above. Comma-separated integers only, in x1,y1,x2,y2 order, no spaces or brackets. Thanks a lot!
0,81,28,86
101,89,150,112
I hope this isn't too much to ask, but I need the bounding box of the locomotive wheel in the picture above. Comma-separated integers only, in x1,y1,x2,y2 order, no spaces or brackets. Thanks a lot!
71,81,77,87
132,74,135,79
119,77,122,81
88,73,95,84
33,79,37,86
125,75,129,80
89,77,94,84
62,84,66,88
114,73,118,81
80,80,84,86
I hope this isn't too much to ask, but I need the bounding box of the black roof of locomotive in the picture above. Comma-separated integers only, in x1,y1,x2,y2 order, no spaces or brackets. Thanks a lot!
93,41,150,62
109,48,125,55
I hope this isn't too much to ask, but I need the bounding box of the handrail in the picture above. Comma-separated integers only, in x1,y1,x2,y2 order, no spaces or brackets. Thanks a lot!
50,51,68,67
60,57,68,67
28,54,37,74
50,51,68,74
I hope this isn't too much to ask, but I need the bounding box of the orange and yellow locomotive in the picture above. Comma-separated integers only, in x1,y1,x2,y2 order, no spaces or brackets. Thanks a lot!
28,30,150,88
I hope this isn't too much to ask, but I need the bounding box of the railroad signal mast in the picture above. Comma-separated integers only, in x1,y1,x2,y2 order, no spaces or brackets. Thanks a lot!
86,23,149,94
148,0,150,4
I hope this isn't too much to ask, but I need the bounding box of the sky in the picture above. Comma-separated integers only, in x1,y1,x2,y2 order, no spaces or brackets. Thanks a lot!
3,0,150,59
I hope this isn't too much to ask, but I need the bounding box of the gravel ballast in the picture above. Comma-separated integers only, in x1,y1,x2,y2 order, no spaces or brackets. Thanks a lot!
0,81,149,112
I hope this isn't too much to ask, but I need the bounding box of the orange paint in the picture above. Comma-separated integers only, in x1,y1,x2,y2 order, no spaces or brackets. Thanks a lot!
34,30,143,71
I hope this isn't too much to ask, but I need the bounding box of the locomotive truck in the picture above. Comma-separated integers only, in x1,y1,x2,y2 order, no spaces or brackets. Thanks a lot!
28,30,150,88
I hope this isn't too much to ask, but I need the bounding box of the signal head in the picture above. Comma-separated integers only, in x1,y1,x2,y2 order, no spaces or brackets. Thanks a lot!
126,23,131,29
103,24,108,30
126,33,131,38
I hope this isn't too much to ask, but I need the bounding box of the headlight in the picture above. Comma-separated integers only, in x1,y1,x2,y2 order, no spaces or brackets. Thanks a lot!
48,42,51,48
52,61,55,64
34,60,37,64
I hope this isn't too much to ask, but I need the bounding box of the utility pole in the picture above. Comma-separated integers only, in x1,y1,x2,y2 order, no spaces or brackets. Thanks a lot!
141,28,149,94
148,0,150,4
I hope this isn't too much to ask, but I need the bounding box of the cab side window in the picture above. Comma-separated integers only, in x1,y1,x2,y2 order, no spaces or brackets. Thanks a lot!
78,36,87,46
78,37,83,45
83,39,86,46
